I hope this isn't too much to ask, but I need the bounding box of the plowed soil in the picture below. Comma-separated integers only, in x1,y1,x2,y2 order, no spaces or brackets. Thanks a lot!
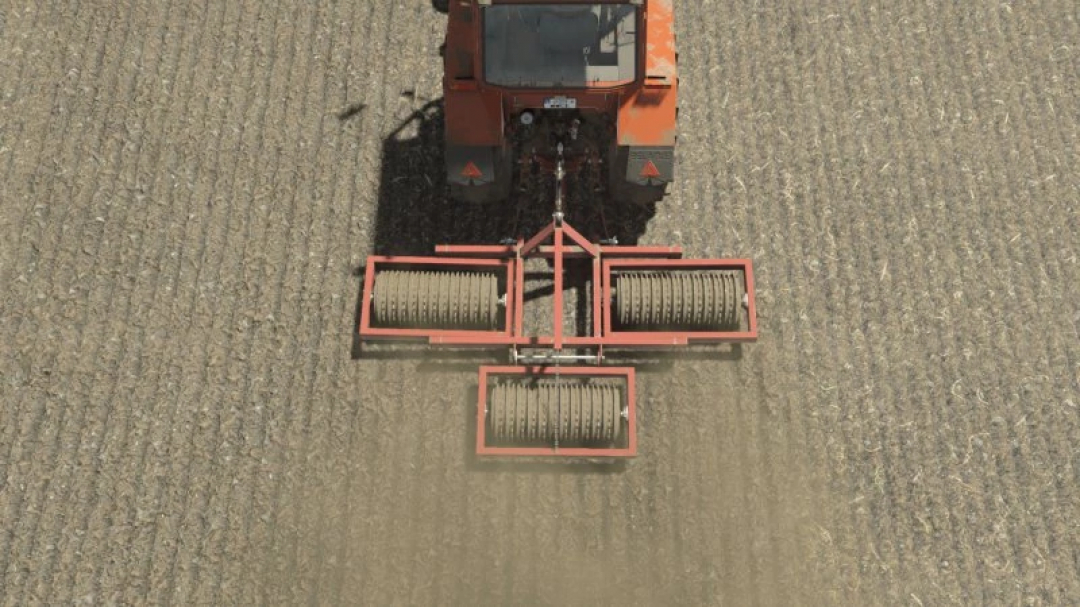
1,2,1078,605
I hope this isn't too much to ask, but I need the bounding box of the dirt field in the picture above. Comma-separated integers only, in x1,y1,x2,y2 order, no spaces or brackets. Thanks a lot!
1,1,1078,605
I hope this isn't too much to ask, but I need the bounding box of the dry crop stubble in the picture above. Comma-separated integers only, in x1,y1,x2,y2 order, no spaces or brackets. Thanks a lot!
0,1,1078,606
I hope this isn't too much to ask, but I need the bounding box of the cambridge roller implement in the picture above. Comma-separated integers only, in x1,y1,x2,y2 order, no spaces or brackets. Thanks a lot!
356,0,758,458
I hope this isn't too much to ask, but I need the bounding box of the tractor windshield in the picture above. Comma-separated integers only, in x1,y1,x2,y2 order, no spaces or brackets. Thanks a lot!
483,4,638,88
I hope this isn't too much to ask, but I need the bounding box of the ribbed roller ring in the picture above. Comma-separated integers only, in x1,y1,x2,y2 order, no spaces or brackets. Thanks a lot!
373,270,500,330
488,383,623,445
614,271,743,330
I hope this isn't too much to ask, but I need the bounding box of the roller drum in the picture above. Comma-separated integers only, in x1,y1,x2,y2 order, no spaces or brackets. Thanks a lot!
373,270,500,330
615,271,743,330
488,383,623,445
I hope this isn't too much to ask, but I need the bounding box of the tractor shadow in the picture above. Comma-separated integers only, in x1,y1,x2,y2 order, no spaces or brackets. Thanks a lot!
370,97,655,256
352,96,657,358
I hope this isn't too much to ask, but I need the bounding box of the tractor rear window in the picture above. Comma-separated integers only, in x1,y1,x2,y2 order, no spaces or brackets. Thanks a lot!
483,5,638,88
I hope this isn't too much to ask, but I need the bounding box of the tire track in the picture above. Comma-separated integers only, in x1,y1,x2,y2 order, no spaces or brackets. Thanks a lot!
18,0,180,602
215,0,349,602
980,6,1073,602
695,7,764,604
0,1,105,505
249,3,334,602
158,1,303,602
303,1,395,603
122,0,242,601
0,2,143,596
798,7,886,602
237,0,346,594
858,6,950,601
298,2,379,604
0,0,72,291
104,2,232,602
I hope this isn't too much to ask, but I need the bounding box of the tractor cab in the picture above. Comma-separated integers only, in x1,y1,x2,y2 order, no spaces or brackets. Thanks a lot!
443,0,677,206
482,4,638,88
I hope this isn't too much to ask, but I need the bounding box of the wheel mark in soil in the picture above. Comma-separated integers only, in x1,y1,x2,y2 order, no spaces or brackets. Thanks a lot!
19,1,183,602
1030,9,1080,599
886,2,964,599
965,7,1036,599
941,4,1029,600
118,0,247,601
910,3,999,599
841,12,918,598
755,7,817,601
0,1,110,504
315,2,381,603
230,0,360,596
257,4,345,604
860,6,927,596
669,368,698,606
886,4,947,597
911,2,993,596
249,3,340,604
692,10,732,603
110,0,228,601
237,0,351,597
159,1,304,603
796,12,876,603
0,1,78,292
983,7,1070,601
193,0,311,602
781,4,843,600
0,3,146,597
226,0,355,602
725,9,770,604
277,2,395,602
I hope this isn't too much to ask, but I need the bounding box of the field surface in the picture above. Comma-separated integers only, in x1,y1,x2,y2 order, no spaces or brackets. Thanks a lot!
1,1,1078,605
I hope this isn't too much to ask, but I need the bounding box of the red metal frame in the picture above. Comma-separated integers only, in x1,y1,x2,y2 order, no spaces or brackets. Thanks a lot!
357,218,757,457
476,366,637,457
601,258,758,345
358,256,516,345
360,219,755,348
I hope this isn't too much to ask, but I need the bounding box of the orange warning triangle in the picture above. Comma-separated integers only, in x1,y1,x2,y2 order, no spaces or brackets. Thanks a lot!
461,161,483,179
640,160,661,179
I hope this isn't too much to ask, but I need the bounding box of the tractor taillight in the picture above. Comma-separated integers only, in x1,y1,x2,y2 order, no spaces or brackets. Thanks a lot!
461,161,483,179
640,160,661,179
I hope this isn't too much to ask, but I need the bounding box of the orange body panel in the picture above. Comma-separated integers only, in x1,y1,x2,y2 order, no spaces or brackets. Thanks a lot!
443,2,503,145
443,0,678,148
618,0,677,146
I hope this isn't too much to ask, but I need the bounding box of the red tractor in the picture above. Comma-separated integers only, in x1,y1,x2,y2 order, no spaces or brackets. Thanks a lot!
356,0,757,459
442,0,678,206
